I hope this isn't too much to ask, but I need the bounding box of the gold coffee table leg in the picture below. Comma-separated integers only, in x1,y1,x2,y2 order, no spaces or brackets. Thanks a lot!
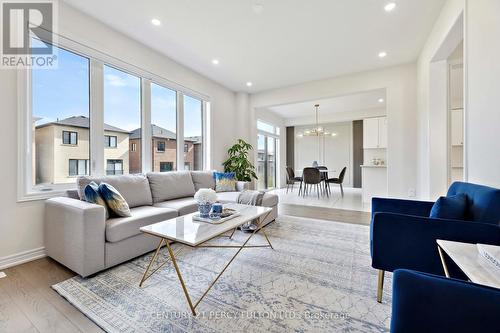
139,238,165,287
437,245,450,278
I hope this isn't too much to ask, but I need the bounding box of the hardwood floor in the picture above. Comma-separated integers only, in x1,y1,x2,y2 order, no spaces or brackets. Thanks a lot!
0,205,369,332
279,203,371,225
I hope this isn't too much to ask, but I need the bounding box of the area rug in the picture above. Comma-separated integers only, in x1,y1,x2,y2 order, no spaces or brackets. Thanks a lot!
52,215,392,332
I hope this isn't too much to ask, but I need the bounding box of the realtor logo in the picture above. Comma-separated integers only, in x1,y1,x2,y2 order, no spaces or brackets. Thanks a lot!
1,0,57,68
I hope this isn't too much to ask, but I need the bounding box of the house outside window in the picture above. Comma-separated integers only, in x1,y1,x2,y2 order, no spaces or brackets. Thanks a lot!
106,159,123,175
157,141,166,152
104,135,117,148
131,143,137,152
63,131,78,145
184,143,189,152
160,162,173,172
69,159,89,176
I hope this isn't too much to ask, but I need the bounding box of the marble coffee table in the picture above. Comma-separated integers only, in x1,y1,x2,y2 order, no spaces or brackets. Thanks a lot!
139,203,274,315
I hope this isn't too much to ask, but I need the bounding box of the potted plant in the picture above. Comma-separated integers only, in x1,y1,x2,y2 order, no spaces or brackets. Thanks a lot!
222,139,258,183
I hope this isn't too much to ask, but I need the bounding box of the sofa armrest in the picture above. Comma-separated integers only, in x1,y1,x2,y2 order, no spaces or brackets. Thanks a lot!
371,212,500,275
371,197,434,219
45,197,106,277
236,181,251,192
391,269,500,333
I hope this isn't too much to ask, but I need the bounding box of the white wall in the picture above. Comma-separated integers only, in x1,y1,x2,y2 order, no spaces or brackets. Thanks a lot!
294,122,353,186
466,0,500,187
0,3,239,265
250,64,418,199
285,107,386,127
416,0,465,199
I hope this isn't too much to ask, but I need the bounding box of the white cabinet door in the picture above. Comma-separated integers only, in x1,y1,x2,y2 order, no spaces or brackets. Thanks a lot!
378,117,387,148
363,118,379,148
451,109,463,146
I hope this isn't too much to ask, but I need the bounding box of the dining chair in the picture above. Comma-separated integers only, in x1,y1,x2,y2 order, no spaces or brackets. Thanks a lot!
302,167,322,198
326,166,347,197
316,166,329,197
285,166,303,194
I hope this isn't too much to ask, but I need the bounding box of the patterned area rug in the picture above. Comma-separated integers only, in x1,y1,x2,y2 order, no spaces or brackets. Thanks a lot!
53,215,392,332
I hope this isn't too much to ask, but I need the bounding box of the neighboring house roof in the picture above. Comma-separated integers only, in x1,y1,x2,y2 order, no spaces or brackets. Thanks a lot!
35,116,130,133
130,125,200,142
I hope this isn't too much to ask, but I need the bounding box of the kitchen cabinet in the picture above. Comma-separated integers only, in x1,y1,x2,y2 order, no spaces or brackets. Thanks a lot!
363,117,387,149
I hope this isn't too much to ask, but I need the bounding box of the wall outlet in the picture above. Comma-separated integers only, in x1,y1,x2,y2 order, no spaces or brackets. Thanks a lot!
408,188,416,198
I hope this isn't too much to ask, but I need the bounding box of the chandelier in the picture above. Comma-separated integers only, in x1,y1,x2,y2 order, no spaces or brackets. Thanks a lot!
297,104,336,137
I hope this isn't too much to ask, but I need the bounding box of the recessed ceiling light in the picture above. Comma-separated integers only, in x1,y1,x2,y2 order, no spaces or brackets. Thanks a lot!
378,98,385,103
384,2,397,12
378,51,387,58
246,81,253,87
212,59,219,65
151,18,161,26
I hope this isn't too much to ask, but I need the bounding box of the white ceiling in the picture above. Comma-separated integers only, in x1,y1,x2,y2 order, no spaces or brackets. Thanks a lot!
64,0,445,92
268,89,386,119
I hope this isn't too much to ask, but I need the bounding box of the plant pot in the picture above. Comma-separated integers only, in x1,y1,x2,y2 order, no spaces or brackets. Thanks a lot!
198,202,213,218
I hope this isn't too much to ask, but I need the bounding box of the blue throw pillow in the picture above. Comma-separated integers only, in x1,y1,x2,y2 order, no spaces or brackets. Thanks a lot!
84,181,110,219
214,172,237,192
98,182,131,217
429,193,468,220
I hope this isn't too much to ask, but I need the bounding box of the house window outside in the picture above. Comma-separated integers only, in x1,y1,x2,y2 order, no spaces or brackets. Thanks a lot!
157,141,166,152
131,143,137,152
184,95,203,171
160,162,173,172
184,162,191,170
104,135,117,148
69,159,89,176
106,159,123,175
62,131,78,145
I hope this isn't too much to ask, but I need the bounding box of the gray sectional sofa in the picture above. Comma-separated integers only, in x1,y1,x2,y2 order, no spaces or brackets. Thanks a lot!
45,170,278,277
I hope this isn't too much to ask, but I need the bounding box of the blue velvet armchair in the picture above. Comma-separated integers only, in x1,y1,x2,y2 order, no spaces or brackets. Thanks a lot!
391,269,500,333
371,182,500,302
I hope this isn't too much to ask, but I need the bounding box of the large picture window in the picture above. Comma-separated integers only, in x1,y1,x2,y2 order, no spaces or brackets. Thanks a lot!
184,95,203,171
32,42,90,186
151,83,177,171
23,37,209,199
104,65,141,174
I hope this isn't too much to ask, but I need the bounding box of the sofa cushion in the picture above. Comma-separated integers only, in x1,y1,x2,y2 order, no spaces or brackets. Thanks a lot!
106,206,178,243
447,181,500,224
147,171,196,203
154,197,199,216
430,194,468,220
99,182,131,217
191,170,216,191
77,174,153,208
216,191,279,207
214,172,237,192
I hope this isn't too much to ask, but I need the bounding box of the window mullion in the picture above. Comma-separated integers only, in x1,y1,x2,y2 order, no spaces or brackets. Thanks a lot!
176,92,184,170
90,59,104,176
141,79,152,173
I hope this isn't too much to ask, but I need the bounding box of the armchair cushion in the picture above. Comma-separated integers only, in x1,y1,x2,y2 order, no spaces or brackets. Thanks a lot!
391,269,500,333
447,182,500,224
429,193,467,220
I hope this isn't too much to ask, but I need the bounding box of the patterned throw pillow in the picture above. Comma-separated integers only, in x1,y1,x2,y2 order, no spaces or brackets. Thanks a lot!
98,182,131,217
83,181,110,219
214,172,237,192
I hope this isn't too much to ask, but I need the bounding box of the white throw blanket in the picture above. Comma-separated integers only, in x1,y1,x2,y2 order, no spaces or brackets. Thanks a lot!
237,190,264,231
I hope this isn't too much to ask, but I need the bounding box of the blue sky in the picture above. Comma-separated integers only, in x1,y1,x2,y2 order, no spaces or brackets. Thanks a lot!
33,44,203,137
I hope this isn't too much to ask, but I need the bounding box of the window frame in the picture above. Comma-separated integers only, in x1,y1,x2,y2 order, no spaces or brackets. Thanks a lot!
104,135,117,148
157,141,166,152
69,159,89,177
106,159,124,175
18,33,211,201
62,130,78,145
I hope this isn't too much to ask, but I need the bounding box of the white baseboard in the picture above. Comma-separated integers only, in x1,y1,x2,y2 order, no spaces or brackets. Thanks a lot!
0,247,46,270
